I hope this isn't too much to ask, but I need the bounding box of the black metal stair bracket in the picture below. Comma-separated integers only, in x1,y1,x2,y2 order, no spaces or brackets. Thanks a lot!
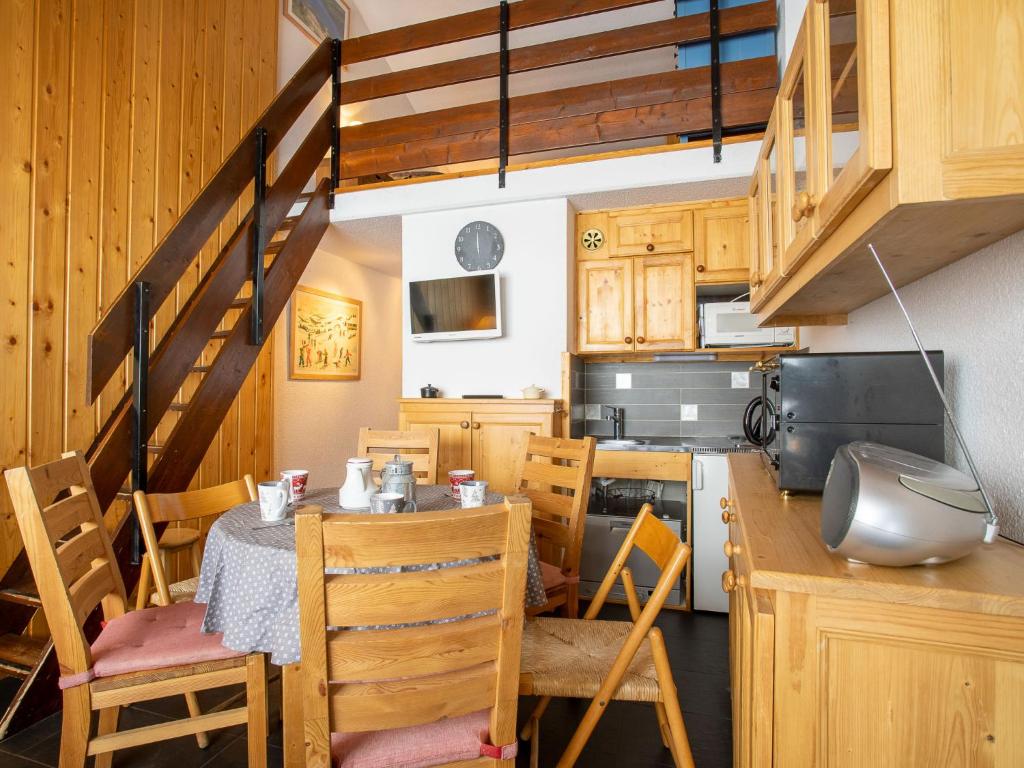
498,0,510,188
710,0,722,163
251,127,268,346
330,37,341,209
130,280,150,565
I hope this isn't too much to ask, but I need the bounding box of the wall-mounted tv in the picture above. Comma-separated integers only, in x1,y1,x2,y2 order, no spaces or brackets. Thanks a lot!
409,272,503,342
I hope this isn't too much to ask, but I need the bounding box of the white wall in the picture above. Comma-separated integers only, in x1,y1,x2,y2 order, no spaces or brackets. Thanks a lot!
802,232,1024,544
274,248,403,488
401,199,573,398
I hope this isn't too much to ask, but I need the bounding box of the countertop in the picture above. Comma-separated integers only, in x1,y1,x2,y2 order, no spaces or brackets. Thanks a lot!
593,435,760,453
727,453,1024,617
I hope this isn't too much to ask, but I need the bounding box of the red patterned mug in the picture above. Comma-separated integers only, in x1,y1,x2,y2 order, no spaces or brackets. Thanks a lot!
280,470,309,503
448,469,475,500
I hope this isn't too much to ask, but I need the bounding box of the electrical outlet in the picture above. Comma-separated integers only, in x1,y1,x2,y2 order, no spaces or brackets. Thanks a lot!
615,373,632,389
680,404,699,421
732,371,750,388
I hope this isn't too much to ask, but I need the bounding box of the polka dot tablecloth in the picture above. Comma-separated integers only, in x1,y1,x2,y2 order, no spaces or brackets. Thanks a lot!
195,486,547,665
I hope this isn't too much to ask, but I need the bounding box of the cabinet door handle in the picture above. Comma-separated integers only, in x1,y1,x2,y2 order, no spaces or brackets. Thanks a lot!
472,422,481,430
460,421,469,429
624,336,633,345
791,190,815,222
696,264,706,273
724,540,741,558
646,243,655,252
636,335,646,344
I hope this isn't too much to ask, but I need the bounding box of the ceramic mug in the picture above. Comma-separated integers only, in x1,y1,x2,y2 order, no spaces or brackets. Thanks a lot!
459,480,489,509
257,480,289,522
369,492,417,514
280,470,309,503
448,469,475,500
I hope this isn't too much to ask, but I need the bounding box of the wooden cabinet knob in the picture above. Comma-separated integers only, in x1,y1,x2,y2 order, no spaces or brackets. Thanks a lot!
472,422,481,430
460,421,469,429
791,190,814,222
624,336,633,344
720,497,732,510
721,570,736,593
721,510,736,524
646,243,655,252
751,271,763,288
696,264,706,273
724,540,741,558
636,336,645,344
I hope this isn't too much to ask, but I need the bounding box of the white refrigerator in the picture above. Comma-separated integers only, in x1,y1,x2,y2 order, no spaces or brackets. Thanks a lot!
691,453,730,612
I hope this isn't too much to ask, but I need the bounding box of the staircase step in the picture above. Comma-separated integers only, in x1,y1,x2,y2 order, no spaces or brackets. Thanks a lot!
0,634,48,678
116,485,132,501
168,403,188,412
265,241,284,255
147,444,163,454
229,297,249,309
278,216,299,232
191,365,211,374
0,579,42,608
210,330,231,340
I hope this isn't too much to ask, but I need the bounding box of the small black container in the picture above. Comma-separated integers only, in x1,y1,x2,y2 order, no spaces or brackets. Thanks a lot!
420,383,439,398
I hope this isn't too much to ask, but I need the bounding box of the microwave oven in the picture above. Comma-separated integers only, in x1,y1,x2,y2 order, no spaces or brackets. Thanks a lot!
699,301,795,347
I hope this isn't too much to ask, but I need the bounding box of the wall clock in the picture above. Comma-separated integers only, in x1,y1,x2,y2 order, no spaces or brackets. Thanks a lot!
454,220,504,271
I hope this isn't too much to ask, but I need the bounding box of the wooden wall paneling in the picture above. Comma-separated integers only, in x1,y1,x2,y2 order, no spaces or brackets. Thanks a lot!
64,0,104,457
97,0,134,431
0,0,35,578
29,0,72,471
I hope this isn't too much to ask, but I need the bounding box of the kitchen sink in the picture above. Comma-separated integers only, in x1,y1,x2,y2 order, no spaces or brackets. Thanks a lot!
596,438,647,447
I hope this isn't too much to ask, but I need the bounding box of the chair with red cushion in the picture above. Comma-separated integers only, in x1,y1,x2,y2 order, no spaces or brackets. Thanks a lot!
294,497,533,768
5,452,268,768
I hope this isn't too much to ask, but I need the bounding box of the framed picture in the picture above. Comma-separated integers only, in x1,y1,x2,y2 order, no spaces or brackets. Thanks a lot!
283,0,350,45
290,285,361,381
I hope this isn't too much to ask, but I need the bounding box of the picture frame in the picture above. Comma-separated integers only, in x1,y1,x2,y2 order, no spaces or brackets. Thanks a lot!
283,0,350,45
289,285,361,381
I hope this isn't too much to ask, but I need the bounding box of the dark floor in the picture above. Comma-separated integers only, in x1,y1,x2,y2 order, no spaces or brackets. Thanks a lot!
0,606,731,767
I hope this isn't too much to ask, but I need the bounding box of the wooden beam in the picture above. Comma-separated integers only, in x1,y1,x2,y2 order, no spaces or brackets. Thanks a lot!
341,64,776,179
147,180,330,493
344,56,776,152
342,1,777,104
86,39,332,403
340,0,663,65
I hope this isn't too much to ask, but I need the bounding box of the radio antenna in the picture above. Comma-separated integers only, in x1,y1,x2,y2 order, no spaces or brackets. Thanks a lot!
868,243,999,542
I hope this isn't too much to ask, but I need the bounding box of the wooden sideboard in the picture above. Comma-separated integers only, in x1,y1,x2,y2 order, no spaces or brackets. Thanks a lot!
723,453,1024,767
397,399,561,495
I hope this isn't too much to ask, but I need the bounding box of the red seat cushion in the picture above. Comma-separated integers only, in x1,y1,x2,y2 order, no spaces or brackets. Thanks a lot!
90,601,242,680
331,709,492,768
539,560,567,591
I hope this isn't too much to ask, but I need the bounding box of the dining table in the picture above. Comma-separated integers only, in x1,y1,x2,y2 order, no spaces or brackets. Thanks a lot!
194,484,547,767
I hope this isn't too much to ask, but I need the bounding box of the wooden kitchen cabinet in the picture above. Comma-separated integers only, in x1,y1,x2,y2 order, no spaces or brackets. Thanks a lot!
607,205,693,256
576,258,634,354
723,454,1024,767
398,399,560,495
633,253,695,351
748,110,785,312
694,203,750,284
749,0,1024,325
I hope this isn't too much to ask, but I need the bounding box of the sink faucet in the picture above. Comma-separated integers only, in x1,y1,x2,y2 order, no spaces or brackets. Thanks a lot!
602,406,625,440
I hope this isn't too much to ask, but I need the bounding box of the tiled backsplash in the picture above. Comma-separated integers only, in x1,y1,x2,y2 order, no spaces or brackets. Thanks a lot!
580,361,758,438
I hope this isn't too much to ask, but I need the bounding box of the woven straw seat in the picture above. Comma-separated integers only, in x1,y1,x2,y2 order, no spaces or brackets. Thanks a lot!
150,576,199,606
521,617,661,702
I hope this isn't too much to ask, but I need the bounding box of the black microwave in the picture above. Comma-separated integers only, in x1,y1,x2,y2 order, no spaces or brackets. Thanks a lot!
759,351,946,492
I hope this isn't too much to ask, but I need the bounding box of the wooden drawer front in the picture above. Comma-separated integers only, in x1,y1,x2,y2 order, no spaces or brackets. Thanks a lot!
609,208,693,256
592,450,690,482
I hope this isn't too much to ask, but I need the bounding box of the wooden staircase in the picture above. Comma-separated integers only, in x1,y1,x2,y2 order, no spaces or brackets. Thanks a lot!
0,39,339,739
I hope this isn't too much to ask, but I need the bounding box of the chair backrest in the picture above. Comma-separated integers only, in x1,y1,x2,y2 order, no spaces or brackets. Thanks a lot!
133,475,257,605
295,497,532,766
356,428,439,485
4,452,127,679
583,503,691,627
512,435,595,577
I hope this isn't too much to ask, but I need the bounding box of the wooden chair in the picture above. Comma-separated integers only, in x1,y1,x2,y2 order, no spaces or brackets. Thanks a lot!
295,496,533,768
512,435,596,618
133,476,257,608
357,427,440,485
518,504,694,768
4,452,267,768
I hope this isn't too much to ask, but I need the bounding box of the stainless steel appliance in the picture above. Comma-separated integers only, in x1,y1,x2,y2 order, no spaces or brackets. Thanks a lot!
580,499,685,607
699,301,795,347
822,442,989,566
759,351,945,492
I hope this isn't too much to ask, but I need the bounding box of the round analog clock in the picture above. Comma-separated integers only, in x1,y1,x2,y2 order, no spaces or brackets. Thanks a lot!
454,220,504,271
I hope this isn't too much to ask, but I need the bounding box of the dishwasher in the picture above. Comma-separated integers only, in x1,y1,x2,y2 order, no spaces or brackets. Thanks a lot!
579,495,685,608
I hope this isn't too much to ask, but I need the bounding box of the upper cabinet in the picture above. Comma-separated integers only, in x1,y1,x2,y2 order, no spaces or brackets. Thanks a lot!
749,0,1024,325
695,202,750,284
607,206,693,257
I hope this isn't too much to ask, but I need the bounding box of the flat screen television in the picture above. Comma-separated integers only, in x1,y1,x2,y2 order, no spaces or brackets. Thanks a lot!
408,272,502,342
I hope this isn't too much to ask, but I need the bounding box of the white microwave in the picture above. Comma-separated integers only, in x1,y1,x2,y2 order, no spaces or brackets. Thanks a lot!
699,301,795,347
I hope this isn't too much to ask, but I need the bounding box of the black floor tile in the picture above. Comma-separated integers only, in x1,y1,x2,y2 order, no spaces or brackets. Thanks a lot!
0,747,50,767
